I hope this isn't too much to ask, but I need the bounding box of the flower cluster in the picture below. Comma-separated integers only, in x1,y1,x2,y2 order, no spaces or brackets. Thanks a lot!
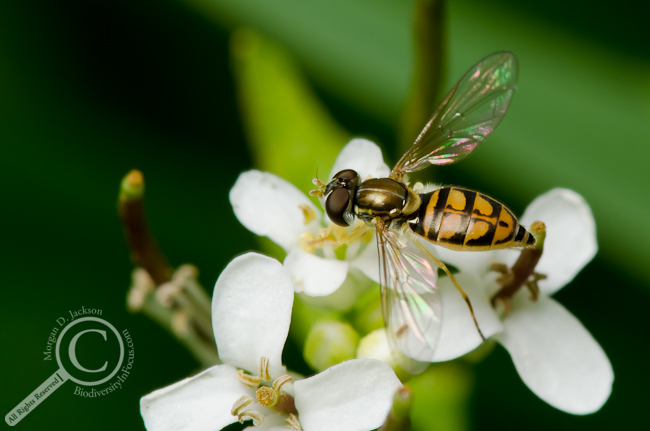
140,139,613,431
141,253,401,431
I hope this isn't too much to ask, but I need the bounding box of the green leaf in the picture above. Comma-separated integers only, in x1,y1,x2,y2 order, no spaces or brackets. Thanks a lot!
230,28,349,195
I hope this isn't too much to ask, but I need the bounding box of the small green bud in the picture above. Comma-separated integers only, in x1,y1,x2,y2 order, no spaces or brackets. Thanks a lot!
119,169,145,202
303,319,360,372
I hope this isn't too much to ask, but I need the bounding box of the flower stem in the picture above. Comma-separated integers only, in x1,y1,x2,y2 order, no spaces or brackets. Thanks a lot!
400,0,447,152
119,170,220,367
118,170,172,285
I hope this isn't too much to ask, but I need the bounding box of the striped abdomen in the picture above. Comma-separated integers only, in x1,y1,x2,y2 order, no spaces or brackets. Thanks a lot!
408,187,535,251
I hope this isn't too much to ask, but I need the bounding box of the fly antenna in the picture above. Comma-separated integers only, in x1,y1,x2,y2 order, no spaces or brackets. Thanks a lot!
309,167,326,197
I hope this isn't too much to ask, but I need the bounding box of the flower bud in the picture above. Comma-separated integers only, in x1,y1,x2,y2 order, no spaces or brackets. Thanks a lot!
357,328,410,382
303,319,360,372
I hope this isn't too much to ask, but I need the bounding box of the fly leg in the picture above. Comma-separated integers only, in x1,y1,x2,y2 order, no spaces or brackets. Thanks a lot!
410,239,486,341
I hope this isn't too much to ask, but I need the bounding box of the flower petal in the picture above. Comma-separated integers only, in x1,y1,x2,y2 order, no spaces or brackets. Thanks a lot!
432,244,497,276
284,248,349,296
212,253,294,377
245,414,288,430
495,294,613,415
230,170,321,251
140,364,247,431
519,188,597,295
328,138,390,181
294,359,401,431
298,269,373,312
431,272,503,361
350,236,380,283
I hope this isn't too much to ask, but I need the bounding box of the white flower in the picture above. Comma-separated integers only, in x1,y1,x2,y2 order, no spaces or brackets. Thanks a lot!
229,139,390,300
140,252,401,431
429,188,613,414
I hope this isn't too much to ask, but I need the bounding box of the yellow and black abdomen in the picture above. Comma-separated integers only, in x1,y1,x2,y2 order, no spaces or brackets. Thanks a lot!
408,187,535,251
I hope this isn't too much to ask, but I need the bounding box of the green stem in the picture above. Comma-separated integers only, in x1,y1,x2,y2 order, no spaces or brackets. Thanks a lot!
400,0,447,152
118,170,172,285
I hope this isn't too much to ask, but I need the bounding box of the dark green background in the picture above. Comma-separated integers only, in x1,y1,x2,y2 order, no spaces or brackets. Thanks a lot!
1,0,648,430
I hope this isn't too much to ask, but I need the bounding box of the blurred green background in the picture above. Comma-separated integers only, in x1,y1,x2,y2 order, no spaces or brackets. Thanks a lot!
1,0,649,430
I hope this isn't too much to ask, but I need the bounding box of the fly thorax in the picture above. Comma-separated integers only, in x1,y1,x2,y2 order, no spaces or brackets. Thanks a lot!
355,178,409,222
402,185,421,217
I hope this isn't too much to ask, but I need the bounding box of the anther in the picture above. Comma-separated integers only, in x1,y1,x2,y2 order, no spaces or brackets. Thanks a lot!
231,395,265,427
238,410,264,427
298,204,317,225
237,369,261,389
298,232,317,254
156,282,182,307
272,374,292,392
230,395,253,416
317,227,330,239
127,268,156,312
286,413,302,430
255,386,279,408
258,357,271,381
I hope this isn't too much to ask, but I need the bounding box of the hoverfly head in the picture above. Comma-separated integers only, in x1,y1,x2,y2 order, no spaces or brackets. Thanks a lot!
323,169,360,227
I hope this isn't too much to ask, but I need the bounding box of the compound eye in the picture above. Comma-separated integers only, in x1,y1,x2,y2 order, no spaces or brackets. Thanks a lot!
333,169,358,182
325,187,352,227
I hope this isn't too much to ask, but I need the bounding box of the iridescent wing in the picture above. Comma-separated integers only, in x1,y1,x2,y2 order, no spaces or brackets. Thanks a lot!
391,52,518,181
376,219,442,374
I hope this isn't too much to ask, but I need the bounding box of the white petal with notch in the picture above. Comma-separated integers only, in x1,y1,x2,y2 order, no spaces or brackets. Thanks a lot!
140,364,247,431
230,170,321,252
328,138,390,181
431,272,503,362
519,188,597,295
294,359,401,431
212,253,294,377
495,294,613,415
284,247,349,296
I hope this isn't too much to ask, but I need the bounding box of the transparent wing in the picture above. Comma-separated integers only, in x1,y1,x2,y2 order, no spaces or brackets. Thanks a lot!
376,220,442,374
391,51,518,180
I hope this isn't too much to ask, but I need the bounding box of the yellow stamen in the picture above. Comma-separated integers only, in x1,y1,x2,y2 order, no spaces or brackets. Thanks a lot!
230,395,253,416
286,413,302,430
239,411,264,427
272,374,292,392
237,369,261,389
258,357,271,381
298,204,317,225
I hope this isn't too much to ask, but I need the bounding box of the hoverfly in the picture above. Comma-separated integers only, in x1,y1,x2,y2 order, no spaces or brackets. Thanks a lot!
312,52,535,371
